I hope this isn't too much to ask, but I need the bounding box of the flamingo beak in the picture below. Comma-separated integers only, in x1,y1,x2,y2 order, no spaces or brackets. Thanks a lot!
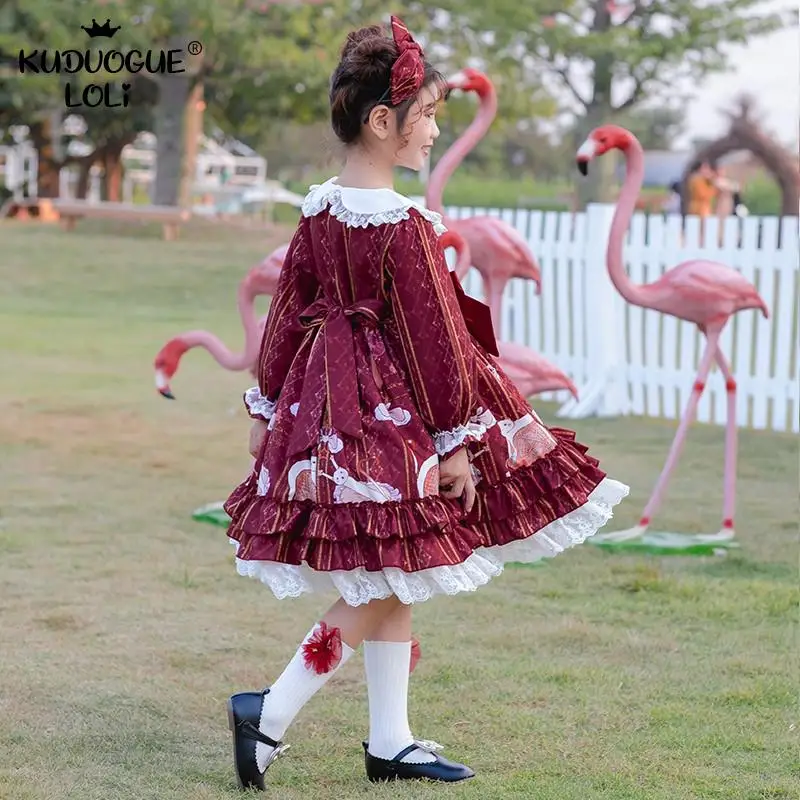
155,369,175,400
575,138,596,176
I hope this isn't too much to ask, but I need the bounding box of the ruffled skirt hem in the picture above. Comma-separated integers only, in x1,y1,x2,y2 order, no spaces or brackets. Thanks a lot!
229,477,628,606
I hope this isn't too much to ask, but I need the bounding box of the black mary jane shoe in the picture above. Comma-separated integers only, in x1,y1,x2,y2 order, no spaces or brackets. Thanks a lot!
227,689,289,791
362,739,475,783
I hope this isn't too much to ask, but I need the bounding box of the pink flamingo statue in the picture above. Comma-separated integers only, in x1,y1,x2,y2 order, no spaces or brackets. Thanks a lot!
427,68,542,328
576,125,769,544
154,243,288,399
440,229,579,400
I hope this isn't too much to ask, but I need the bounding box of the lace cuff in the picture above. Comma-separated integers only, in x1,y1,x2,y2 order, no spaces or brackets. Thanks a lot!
433,408,497,457
244,387,277,422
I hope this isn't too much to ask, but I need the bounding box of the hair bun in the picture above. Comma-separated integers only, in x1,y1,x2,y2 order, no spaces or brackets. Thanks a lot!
341,25,385,60
340,26,397,77
330,22,443,146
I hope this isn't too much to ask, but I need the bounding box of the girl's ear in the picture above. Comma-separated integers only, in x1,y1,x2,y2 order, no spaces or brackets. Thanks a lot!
366,105,392,140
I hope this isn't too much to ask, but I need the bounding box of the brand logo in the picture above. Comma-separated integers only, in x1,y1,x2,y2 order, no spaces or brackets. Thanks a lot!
80,18,123,38
17,19,200,109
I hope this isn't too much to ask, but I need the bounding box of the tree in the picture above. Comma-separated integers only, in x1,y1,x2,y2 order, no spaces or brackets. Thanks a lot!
434,0,795,204
114,0,342,205
615,105,686,151
205,1,424,151
1,0,343,204
0,0,157,198
204,0,558,172
0,0,92,196
68,75,157,200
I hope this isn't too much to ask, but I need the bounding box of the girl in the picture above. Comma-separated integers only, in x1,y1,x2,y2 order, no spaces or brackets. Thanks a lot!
224,16,628,791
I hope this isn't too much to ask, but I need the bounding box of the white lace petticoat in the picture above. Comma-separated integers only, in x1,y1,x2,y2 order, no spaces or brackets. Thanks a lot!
229,477,629,607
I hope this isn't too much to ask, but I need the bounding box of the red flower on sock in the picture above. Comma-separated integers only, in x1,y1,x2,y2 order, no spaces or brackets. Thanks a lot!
302,622,343,675
410,638,421,674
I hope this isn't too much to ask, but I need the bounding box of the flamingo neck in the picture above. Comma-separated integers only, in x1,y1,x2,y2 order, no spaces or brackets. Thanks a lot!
440,231,472,279
607,139,650,307
164,284,259,372
452,239,471,276
426,85,497,215
483,273,504,337
238,279,263,364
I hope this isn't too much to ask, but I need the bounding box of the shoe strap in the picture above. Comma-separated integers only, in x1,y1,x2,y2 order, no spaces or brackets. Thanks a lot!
392,741,443,762
238,719,281,749
392,743,421,762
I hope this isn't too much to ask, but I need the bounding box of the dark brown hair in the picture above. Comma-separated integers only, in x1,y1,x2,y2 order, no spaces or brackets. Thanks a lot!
329,23,447,146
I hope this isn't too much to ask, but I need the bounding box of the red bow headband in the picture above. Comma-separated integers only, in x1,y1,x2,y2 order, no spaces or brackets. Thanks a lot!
386,15,425,106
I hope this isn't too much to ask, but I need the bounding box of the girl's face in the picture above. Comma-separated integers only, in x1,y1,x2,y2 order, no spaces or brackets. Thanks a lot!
393,83,442,171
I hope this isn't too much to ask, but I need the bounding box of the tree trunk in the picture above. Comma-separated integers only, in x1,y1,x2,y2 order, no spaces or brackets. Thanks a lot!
151,33,192,207
30,117,63,199
36,158,61,198
104,149,123,202
75,157,94,199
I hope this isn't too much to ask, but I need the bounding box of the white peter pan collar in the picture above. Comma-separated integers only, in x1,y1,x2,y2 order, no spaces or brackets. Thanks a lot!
301,176,447,235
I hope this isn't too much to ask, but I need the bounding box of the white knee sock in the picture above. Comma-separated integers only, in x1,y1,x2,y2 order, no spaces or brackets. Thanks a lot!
256,623,355,771
363,640,436,764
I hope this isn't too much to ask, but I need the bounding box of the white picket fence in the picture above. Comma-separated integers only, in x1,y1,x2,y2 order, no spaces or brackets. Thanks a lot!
445,203,799,434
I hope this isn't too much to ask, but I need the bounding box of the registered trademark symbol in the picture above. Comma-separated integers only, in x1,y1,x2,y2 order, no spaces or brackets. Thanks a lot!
187,40,203,56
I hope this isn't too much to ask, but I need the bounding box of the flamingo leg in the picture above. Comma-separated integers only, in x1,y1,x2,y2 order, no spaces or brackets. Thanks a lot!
707,346,738,542
635,328,721,532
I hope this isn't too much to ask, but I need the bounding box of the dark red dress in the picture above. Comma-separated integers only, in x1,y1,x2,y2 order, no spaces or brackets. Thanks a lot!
224,178,628,606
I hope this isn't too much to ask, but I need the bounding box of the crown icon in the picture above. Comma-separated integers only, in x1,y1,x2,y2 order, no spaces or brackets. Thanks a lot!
80,18,122,38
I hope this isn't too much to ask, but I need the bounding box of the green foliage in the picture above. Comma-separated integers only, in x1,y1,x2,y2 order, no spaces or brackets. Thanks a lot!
2,1,560,185
283,170,573,211
0,1,158,139
3,1,793,205
433,0,794,204
397,172,572,209
203,0,556,152
612,105,687,150
0,0,82,128
436,0,793,113
741,176,782,217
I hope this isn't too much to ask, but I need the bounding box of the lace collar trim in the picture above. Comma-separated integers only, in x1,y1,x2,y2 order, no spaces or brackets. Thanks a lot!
301,177,447,235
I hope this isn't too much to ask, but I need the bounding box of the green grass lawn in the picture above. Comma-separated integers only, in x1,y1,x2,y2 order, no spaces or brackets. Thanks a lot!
0,219,797,800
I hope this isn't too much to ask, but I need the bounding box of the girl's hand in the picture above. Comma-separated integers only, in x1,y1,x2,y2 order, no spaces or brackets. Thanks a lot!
438,447,476,514
249,420,269,458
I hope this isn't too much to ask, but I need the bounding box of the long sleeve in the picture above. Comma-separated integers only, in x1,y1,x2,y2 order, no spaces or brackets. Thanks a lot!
244,222,318,422
386,212,487,456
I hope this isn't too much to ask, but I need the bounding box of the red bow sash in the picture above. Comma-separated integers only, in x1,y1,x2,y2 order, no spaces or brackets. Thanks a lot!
287,297,386,456
448,272,500,357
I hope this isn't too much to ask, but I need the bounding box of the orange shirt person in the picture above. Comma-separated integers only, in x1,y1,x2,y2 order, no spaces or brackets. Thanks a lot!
687,160,718,217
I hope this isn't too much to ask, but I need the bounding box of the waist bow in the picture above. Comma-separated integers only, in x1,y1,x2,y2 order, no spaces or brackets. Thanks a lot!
287,297,385,455
448,272,499,356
